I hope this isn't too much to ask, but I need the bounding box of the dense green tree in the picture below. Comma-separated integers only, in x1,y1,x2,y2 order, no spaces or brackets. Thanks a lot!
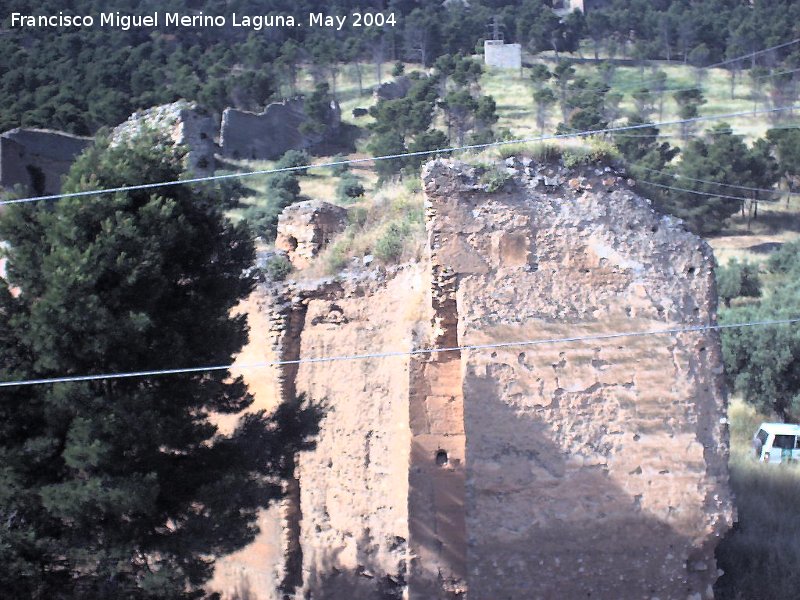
766,127,800,200
533,87,557,135
557,77,609,133
529,64,552,90
0,132,319,598
657,125,779,234
276,149,312,177
632,87,656,121
613,118,679,169
301,83,335,137
673,89,707,139
722,242,800,419
552,61,577,119
367,73,460,177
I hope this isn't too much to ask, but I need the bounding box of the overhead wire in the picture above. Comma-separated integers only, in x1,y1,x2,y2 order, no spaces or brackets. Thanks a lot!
1,104,798,208
635,178,780,203
632,165,787,195
1,317,798,388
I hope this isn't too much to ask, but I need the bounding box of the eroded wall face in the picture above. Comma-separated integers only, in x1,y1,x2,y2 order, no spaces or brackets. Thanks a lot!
423,160,733,600
290,269,423,599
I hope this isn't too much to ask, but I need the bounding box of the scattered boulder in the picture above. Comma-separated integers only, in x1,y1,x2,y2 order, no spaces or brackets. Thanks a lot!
275,200,348,268
0,128,92,196
112,100,217,176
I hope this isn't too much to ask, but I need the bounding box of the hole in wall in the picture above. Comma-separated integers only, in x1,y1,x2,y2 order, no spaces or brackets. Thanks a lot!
435,450,449,467
287,236,298,251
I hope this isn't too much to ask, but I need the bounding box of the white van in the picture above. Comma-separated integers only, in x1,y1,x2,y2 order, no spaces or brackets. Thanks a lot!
752,423,800,464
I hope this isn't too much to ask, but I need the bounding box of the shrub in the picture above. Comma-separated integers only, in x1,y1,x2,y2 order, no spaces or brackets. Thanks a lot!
375,222,410,262
479,168,513,193
347,206,368,227
326,240,350,272
243,172,302,241
265,254,293,281
531,143,563,162
561,138,620,169
276,149,311,176
330,154,350,176
336,174,366,202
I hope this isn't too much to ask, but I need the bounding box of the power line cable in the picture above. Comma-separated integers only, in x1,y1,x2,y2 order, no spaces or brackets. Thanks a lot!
1,317,797,388
2,104,797,208
633,165,785,195
636,178,780,203
708,37,800,70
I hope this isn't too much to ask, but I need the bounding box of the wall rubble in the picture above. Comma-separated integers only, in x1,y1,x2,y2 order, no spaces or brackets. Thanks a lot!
275,201,349,269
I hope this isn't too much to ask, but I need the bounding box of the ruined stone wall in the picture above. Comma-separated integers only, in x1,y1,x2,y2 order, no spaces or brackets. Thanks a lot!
275,201,349,268
423,159,733,600
0,128,92,195
220,99,340,161
112,101,216,176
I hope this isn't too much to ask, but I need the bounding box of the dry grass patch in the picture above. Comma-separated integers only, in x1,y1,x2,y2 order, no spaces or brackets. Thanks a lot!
715,398,800,599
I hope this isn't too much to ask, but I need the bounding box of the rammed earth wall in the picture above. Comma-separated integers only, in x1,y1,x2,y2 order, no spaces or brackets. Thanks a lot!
231,158,732,600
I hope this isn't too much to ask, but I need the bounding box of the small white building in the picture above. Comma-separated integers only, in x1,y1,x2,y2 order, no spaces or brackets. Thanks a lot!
484,40,522,70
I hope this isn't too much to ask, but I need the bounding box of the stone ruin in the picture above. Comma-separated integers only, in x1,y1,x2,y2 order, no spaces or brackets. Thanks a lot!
373,76,413,101
220,98,341,161
0,128,92,196
483,40,522,70
112,100,217,176
275,200,348,268
215,158,733,599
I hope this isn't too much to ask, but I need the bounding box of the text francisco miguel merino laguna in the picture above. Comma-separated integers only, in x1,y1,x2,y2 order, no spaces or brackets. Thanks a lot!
10,11,397,31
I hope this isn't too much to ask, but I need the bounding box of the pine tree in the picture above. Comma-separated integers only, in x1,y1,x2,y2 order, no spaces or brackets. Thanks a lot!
0,131,319,599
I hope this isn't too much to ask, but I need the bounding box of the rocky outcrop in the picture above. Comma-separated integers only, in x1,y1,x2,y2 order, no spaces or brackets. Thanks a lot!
373,76,413,101
220,98,341,161
232,158,732,600
112,101,216,176
0,128,92,196
275,200,348,268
